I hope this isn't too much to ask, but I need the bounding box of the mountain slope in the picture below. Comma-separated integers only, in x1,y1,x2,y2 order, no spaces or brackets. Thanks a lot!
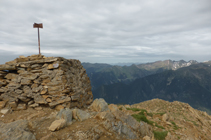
130,99,211,139
82,62,112,73
137,60,198,71
1,98,211,140
93,63,211,112
83,60,198,90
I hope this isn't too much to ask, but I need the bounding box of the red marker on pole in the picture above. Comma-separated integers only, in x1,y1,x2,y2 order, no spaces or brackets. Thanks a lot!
33,23,43,55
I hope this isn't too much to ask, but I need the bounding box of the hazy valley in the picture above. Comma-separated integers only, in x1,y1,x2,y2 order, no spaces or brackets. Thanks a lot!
83,60,211,114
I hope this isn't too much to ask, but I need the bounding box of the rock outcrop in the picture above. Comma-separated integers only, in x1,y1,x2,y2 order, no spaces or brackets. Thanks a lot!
0,120,36,140
0,55,93,110
0,97,211,139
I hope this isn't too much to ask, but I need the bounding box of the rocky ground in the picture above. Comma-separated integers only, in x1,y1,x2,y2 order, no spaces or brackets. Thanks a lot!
0,98,211,140
131,99,211,140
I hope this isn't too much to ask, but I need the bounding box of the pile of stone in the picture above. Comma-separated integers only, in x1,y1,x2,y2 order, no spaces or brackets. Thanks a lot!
0,54,93,110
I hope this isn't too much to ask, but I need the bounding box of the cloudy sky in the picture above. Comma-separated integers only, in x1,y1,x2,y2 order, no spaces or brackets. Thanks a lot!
0,0,211,64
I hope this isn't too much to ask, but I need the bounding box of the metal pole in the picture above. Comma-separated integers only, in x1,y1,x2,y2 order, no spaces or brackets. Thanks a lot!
38,28,41,55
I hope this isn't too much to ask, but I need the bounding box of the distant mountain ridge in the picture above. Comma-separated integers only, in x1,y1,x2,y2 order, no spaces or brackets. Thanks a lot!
136,59,198,70
82,60,199,90
92,62,211,113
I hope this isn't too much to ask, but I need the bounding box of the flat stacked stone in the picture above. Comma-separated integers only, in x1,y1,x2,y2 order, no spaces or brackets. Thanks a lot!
0,55,93,110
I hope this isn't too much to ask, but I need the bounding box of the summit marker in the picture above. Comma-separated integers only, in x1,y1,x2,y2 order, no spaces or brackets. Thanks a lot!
33,23,43,55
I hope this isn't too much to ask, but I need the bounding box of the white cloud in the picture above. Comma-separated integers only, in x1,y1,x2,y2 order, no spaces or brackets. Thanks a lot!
0,0,211,64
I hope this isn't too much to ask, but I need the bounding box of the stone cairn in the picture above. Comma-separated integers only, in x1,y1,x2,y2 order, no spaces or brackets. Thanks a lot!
0,55,93,110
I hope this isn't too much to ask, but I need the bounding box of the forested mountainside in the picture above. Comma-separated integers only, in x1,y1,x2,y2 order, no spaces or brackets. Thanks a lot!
82,60,198,90
93,63,211,114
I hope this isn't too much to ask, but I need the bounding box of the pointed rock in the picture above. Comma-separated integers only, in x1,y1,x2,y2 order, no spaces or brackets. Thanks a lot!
49,119,66,132
90,98,109,112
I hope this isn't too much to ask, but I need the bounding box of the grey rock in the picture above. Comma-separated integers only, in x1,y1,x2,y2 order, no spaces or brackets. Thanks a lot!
57,96,71,104
17,103,27,110
21,79,32,85
8,101,17,108
112,121,123,135
28,100,34,105
34,95,47,104
7,82,21,90
20,72,38,80
108,104,118,112
11,75,22,83
1,108,10,114
5,73,18,80
31,64,43,69
139,121,153,138
49,101,60,107
15,89,23,94
112,121,138,139
0,120,36,140
32,85,43,92
56,108,72,125
95,111,115,122
18,96,31,102
49,119,66,132
102,120,112,129
71,94,80,101
121,124,138,139
90,98,109,112
75,130,88,139
23,86,32,94
29,103,39,108
112,109,140,130
72,109,91,121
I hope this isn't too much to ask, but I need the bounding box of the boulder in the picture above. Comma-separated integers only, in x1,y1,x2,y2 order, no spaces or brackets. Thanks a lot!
112,109,140,130
0,120,36,140
121,124,138,139
90,98,109,112
139,121,153,138
95,111,115,122
0,108,11,114
108,104,118,112
56,108,72,125
49,119,66,132
112,121,138,139
72,109,91,121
